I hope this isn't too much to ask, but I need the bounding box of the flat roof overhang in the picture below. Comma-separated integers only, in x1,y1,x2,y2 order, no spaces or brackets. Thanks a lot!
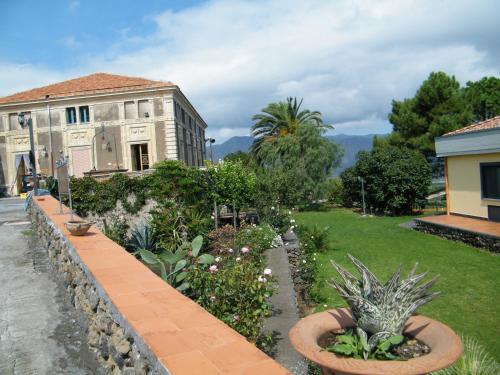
435,128,500,157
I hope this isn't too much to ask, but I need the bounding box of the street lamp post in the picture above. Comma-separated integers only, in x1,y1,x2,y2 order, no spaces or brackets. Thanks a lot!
204,137,216,163
18,112,38,196
358,176,366,216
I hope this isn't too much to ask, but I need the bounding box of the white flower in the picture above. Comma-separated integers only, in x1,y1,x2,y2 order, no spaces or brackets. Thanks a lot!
210,295,216,302
241,247,250,254
302,259,307,264
236,257,241,262
271,206,275,210
215,257,221,263
228,248,234,253
288,211,292,215
311,235,314,239
323,304,328,308
263,268,272,275
290,219,295,223
209,265,218,273
258,275,267,282
211,215,215,219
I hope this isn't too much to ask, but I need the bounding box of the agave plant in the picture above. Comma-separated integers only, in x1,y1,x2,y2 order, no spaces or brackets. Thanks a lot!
329,254,440,358
129,221,157,252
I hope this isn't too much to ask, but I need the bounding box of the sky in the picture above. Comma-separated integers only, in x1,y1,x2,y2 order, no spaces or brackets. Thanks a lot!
1,0,499,143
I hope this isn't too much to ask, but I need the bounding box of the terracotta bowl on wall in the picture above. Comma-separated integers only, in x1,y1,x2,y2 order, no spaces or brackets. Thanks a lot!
289,308,462,375
65,220,92,236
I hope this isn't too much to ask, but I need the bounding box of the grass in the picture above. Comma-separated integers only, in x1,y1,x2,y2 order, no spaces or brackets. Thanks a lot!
294,208,500,361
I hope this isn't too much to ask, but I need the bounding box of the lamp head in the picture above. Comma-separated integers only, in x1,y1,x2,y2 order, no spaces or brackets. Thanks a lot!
18,112,25,127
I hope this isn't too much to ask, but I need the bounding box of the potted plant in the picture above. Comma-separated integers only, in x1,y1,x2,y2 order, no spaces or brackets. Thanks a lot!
289,254,462,375
65,220,92,236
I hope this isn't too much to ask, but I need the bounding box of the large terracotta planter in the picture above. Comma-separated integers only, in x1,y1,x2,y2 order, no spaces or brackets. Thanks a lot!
289,308,462,375
65,220,92,236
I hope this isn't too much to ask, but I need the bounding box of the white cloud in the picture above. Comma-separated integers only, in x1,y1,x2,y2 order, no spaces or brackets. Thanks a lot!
1,0,499,142
61,36,82,48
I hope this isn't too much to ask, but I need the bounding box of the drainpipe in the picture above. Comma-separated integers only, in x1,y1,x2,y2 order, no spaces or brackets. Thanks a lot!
46,98,54,176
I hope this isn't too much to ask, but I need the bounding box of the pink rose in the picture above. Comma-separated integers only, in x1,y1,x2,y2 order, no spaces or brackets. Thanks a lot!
209,265,218,273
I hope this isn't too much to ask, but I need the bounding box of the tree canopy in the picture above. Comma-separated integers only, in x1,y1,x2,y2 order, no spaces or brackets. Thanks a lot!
255,124,343,208
250,97,332,162
463,76,500,122
341,146,431,215
386,72,500,157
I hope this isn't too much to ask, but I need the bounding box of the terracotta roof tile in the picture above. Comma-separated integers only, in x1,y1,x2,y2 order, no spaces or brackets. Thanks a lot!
443,115,500,137
0,73,174,104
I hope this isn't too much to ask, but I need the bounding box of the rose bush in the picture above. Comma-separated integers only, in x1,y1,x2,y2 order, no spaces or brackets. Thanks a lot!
187,251,276,341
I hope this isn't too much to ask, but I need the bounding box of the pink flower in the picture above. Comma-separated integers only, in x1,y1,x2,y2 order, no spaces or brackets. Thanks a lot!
241,246,250,254
187,250,193,257
210,295,216,302
263,268,272,276
209,265,218,273
234,315,240,321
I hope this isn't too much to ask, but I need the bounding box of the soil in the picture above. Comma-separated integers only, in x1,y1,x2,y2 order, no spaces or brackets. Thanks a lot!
319,329,431,361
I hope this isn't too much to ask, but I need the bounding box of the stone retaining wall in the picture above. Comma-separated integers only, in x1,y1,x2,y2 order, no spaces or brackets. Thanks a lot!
29,195,289,375
29,200,158,374
414,219,500,253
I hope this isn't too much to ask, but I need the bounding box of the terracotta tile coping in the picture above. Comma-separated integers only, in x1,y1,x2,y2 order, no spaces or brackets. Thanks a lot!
33,196,290,375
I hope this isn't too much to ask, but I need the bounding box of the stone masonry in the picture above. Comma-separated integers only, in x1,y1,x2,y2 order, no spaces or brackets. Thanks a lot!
29,201,161,375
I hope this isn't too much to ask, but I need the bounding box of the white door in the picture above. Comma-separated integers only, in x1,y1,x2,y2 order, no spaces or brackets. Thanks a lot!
71,147,91,177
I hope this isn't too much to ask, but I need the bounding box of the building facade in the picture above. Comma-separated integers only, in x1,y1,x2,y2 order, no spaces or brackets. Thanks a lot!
435,116,500,221
0,73,207,195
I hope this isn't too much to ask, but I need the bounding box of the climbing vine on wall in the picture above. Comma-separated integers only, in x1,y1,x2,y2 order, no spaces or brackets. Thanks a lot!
69,160,212,216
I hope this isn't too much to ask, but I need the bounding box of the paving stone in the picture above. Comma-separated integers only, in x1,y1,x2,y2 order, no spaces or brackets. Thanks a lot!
0,198,99,374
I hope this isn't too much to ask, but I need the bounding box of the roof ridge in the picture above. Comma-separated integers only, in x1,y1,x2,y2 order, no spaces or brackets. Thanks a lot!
0,72,175,105
443,115,500,137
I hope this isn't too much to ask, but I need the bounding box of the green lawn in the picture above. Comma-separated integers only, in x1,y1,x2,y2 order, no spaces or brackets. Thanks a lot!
295,209,500,361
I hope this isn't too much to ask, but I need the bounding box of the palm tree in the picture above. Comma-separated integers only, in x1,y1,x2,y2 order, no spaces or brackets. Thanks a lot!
250,97,331,159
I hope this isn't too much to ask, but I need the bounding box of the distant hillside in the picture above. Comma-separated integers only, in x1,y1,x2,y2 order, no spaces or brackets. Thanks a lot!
212,134,385,174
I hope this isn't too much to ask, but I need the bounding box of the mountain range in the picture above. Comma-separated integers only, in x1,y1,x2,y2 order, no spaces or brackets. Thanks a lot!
210,134,385,175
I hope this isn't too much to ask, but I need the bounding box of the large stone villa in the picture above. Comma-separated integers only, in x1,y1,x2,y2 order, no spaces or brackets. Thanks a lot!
0,73,207,195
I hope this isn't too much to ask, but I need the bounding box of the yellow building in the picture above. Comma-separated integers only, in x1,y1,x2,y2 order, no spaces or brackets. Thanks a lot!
435,116,500,222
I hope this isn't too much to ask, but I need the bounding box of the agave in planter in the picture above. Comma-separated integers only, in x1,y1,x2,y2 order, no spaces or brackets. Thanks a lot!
289,255,462,375
328,254,440,359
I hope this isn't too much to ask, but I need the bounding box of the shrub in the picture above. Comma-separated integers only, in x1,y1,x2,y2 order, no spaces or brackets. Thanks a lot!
341,146,432,215
294,224,330,287
150,204,212,248
187,254,276,341
148,160,211,213
102,214,129,247
259,206,293,235
235,223,281,257
326,178,343,206
208,160,257,215
296,224,330,253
